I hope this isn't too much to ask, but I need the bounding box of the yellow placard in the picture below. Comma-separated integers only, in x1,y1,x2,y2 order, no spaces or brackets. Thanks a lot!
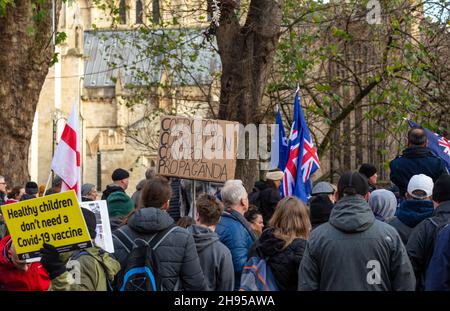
0,190,92,260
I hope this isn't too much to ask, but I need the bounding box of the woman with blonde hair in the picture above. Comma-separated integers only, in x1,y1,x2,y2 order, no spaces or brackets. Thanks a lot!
247,196,311,290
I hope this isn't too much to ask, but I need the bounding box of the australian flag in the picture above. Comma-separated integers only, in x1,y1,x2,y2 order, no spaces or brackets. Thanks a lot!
408,120,450,171
270,107,289,171
281,90,321,203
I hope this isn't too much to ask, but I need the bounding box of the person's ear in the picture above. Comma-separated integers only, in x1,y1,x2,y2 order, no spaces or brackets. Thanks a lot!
161,200,170,211
196,212,200,223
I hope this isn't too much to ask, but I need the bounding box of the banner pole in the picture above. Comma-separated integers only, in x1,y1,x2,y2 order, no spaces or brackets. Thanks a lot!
43,171,53,196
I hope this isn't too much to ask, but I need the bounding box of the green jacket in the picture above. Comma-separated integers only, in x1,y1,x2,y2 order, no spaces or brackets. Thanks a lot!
50,246,120,291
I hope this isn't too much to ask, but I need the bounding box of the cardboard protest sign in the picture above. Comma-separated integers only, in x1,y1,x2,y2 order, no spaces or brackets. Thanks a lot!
1,190,92,261
80,200,114,254
157,116,239,182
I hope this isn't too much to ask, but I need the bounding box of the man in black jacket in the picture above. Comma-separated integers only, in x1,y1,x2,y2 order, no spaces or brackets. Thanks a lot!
101,168,130,200
390,127,447,198
406,174,450,290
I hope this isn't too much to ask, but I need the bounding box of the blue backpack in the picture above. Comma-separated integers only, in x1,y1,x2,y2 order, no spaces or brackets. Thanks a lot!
240,256,279,291
113,224,177,291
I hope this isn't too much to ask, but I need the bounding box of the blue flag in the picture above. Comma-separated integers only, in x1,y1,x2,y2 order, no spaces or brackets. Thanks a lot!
281,90,321,202
408,120,450,172
270,108,289,171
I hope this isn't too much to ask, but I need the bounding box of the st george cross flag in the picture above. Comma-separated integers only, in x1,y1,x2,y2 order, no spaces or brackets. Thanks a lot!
51,102,81,200
281,90,320,203
408,120,450,172
269,107,289,171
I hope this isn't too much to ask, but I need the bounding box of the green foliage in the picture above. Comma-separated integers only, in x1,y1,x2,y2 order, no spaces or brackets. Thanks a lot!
0,0,14,17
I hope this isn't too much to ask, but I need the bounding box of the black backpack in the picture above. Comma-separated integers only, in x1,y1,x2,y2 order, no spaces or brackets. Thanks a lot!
113,224,177,291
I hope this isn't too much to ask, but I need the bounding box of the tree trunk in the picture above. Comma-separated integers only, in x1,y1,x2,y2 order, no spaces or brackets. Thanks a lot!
0,0,61,185
216,0,283,190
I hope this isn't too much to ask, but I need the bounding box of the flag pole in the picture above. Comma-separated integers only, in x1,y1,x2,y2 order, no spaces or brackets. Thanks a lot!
43,171,53,196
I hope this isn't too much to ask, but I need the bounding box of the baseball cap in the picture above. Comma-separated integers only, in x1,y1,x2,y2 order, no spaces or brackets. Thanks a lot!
407,174,433,199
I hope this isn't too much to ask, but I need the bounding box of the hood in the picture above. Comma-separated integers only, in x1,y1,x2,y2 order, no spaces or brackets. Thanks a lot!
136,179,146,191
62,247,121,281
127,207,174,234
188,224,220,253
396,200,434,227
402,146,434,158
255,229,286,258
309,195,334,226
329,195,375,233
102,184,124,199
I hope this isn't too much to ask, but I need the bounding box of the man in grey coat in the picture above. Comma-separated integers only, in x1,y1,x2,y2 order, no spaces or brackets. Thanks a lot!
188,194,234,291
112,176,205,291
298,172,415,291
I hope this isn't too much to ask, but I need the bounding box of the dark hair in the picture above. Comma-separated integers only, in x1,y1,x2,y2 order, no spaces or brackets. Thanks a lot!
196,194,224,226
140,175,172,209
145,167,157,180
358,163,377,179
244,204,262,223
176,216,195,228
9,186,23,200
408,127,427,146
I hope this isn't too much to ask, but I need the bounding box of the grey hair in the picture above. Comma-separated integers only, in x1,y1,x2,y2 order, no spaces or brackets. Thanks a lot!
221,180,247,208
145,167,157,180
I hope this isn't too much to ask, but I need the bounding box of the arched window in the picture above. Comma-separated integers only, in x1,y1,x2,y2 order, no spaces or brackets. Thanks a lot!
136,0,143,24
119,0,127,24
152,0,160,24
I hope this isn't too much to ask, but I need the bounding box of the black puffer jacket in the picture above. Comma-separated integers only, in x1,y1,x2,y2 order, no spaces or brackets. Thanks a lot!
248,228,306,291
112,208,206,291
101,184,125,200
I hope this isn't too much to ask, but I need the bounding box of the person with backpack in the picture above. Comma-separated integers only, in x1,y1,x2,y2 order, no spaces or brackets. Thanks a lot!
298,172,415,291
216,179,257,290
248,170,282,226
406,174,450,290
425,223,450,290
388,174,435,244
112,176,205,291
187,194,234,291
39,208,120,291
245,196,309,291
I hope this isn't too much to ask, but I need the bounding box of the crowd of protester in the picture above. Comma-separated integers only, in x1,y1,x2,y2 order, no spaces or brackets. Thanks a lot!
0,126,449,291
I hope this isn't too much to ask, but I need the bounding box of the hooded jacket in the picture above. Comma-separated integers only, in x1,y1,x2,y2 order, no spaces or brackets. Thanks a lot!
216,208,257,290
389,146,447,198
249,228,306,291
187,224,234,291
50,246,120,291
0,235,50,291
101,184,125,201
406,200,450,291
112,207,205,291
298,195,415,291
388,200,434,244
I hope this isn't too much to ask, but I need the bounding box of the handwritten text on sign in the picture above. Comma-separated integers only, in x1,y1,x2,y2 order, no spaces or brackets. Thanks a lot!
157,116,238,182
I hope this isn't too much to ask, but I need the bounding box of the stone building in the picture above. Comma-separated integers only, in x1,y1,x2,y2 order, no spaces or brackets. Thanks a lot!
30,0,220,194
